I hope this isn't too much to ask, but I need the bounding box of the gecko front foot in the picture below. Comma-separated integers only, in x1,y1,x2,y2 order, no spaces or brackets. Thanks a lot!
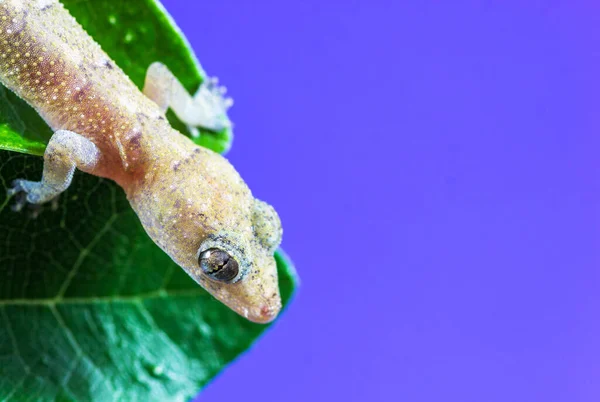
143,62,233,134
6,129,99,215
7,179,59,215
7,182,28,212
8,179,37,210
199,76,234,112
192,76,234,132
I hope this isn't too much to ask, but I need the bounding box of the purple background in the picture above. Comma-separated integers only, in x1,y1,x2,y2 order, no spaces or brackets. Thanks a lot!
161,1,600,401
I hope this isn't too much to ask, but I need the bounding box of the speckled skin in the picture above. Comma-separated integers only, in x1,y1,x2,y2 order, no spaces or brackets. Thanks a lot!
1,0,282,323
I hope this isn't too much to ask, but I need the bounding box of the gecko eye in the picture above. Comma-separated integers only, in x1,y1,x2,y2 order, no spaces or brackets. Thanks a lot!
198,248,239,282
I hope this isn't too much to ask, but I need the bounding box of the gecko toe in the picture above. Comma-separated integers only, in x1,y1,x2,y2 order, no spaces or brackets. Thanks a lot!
10,192,26,212
7,180,26,212
27,203,43,219
7,179,24,197
50,197,60,211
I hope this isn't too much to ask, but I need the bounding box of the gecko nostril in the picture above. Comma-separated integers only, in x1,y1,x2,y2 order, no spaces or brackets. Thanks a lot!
261,305,271,316
258,299,281,323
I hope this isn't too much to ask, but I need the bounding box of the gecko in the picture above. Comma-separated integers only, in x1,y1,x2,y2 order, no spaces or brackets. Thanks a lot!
0,0,283,323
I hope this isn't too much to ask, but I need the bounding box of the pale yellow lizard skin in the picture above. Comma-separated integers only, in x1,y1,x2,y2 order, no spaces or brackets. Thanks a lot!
1,0,283,323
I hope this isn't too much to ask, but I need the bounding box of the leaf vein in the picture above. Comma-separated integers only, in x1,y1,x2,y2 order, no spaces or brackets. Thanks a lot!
0,305,30,374
50,305,115,395
56,214,118,299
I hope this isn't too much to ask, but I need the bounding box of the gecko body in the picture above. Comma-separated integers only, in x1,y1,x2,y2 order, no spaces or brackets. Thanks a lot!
1,0,283,323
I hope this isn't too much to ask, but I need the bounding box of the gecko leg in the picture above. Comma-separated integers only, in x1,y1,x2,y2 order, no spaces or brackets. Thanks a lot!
7,130,100,211
143,62,233,136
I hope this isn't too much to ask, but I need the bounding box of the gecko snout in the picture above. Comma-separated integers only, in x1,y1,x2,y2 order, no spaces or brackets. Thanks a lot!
251,296,282,324
225,262,282,324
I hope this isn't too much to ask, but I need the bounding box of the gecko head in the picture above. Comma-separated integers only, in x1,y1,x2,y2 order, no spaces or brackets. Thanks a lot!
194,199,283,323
129,145,283,323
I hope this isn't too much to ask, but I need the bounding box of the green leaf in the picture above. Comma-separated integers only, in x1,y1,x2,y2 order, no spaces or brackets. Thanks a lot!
0,1,297,401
